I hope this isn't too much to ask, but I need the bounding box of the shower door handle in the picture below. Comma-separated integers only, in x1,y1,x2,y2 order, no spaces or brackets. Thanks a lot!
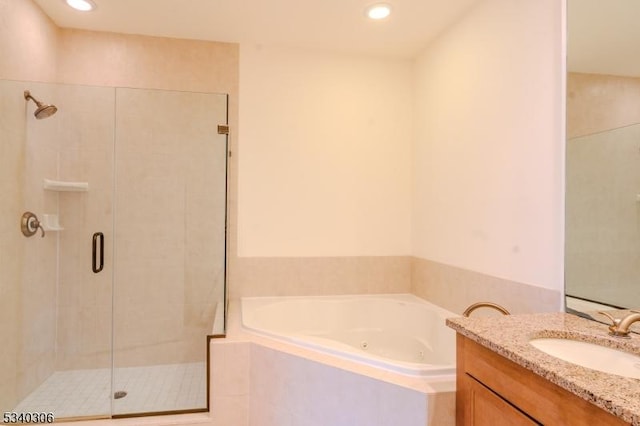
92,232,104,273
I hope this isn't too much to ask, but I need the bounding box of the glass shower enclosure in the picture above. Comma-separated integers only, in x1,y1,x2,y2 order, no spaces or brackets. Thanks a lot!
0,80,228,420
565,122,640,309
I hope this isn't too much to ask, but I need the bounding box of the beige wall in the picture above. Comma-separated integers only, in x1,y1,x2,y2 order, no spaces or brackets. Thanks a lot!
0,0,58,81
237,45,413,258
233,44,414,299
234,0,565,305
411,0,564,300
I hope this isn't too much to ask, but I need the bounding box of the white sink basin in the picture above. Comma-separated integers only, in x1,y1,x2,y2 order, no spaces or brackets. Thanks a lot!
529,338,640,379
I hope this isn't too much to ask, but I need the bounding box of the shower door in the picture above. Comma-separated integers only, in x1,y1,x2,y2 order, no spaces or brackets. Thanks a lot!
1,81,228,420
111,88,228,416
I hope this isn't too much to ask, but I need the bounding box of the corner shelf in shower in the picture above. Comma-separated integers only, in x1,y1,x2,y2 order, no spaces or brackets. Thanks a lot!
41,214,64,231
43,178,89,192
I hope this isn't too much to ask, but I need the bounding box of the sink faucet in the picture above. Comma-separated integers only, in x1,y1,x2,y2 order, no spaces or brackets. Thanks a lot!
598,311,640,338
463,302,510,317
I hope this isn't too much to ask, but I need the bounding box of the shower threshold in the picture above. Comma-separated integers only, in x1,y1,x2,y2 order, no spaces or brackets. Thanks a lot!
13,362,206,419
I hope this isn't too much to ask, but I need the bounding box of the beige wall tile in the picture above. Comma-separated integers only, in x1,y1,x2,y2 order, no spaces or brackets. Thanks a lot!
7,80,59,406
248,343,432,426
567,72,640,138
112,88,227,367
210,395,248,426
57,29,238,95
231,256,411,299
54,84,115,370
411,257,562,315
210,340,250,426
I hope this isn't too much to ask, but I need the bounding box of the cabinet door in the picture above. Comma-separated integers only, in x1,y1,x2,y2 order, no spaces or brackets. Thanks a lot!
467,375,540,426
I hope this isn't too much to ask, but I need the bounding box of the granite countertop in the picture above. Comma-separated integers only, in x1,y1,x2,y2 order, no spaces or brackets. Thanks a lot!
446,312,640,425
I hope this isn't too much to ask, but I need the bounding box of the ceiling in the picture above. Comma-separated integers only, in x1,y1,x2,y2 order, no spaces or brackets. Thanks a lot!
34,0,481,58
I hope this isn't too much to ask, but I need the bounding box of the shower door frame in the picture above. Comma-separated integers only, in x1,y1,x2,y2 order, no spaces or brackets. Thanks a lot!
4,80,230,421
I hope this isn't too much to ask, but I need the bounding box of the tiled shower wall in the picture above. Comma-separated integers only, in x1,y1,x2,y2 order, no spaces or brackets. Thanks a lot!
0,81,60,411
111,88,228,368
0,0,60,411
567,73,640,139
55,84,115,371
54,29,239,369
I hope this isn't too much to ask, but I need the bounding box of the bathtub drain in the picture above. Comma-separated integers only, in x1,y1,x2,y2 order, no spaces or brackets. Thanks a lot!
361,341,368,350
114,391,127,400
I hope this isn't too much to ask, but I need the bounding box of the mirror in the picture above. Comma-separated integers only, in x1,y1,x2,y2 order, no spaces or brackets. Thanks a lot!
565,0,640,316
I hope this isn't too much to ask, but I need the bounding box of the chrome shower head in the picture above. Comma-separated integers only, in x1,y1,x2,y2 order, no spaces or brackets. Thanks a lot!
24,90,58,119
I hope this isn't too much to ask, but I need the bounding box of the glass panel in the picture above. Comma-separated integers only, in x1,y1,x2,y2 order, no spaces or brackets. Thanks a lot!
0,81,227,420
112,88,228,415
565,123,640,310
1,80,115,420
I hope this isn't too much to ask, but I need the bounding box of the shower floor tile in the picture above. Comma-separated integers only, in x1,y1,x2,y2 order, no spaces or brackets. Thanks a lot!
13,362,206,419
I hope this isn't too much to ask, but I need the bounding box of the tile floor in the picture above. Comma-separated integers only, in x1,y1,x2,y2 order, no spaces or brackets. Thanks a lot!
13,362,206,419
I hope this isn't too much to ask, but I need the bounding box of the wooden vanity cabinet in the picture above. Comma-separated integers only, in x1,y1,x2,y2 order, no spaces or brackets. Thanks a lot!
456,334,628,426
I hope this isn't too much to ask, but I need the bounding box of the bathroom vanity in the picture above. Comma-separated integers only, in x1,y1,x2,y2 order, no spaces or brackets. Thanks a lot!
447,313,640,425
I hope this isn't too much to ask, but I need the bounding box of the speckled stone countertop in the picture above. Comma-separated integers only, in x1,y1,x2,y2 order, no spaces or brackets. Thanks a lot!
447,312,640,425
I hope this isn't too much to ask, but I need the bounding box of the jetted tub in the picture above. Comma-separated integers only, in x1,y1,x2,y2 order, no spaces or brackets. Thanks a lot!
241,293,456,376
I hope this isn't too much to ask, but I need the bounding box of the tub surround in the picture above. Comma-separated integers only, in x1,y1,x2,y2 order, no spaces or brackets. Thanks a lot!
208,299,456,426
447,312,640,424
411,257,562,315
231,256,411,299
232,256,563,317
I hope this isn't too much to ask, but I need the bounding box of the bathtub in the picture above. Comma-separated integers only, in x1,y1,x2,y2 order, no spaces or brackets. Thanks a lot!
241,293,456,377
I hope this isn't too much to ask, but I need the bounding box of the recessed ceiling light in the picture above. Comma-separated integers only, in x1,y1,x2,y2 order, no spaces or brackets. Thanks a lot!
366,3,392,20
65,0,97,12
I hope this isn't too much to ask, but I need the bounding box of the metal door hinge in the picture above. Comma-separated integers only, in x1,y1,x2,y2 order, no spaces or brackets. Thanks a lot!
217,125,229,135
